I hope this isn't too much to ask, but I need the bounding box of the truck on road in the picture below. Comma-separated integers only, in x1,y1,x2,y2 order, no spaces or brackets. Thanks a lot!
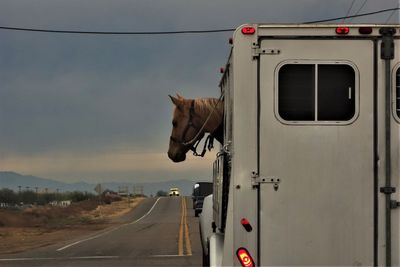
192,182,213,217
200,24,400,266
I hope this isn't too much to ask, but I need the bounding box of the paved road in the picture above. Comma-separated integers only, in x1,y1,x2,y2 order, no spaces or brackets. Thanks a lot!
0,197,202,267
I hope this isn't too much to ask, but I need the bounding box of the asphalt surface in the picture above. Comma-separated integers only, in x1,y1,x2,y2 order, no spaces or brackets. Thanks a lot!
0,197,202,267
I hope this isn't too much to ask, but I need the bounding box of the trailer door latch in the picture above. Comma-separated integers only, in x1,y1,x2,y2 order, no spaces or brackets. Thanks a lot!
251,171,281,191
380,186,396,194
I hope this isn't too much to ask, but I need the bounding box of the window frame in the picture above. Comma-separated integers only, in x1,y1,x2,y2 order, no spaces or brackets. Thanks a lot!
392,63,400,123
274,60,360,125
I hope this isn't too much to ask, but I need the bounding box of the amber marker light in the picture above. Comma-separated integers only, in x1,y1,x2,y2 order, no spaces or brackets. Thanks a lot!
236,247,255,267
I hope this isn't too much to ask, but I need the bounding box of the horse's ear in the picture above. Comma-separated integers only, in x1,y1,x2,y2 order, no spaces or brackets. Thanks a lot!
176,93,184,100
169,95,182,108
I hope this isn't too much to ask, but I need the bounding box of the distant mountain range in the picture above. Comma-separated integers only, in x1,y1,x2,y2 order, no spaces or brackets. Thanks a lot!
0,171,205,196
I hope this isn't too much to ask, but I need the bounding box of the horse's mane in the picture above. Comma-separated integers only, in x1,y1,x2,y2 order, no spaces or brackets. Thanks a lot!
194,98,223,117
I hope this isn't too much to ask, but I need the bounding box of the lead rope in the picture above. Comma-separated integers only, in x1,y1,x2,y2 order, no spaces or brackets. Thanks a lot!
192,135,215,157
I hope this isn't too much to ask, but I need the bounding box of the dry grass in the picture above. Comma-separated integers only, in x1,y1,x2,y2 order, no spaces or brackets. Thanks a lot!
0,197,145,254
0,199,100,228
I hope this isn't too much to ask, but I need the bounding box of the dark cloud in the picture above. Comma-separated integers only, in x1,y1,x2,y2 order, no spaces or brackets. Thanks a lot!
0,0,398,181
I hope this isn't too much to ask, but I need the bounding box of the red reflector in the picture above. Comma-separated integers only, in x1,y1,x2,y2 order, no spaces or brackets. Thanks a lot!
241,218,250,225
241,27,256,35
336,27,350,35
359,27,373,34
236,247,255,267
240,218,253,232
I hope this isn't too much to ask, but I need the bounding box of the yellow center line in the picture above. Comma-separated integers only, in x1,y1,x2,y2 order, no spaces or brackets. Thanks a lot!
178,197,193,256
178,197,184,256
183,197,193,256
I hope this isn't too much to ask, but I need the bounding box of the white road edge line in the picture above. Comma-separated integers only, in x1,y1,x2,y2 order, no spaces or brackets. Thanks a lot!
56,197,162,252
129,197,161,224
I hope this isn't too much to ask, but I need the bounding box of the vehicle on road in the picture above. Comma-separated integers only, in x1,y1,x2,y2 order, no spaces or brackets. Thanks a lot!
192,182,213,217
169,187,180,196
200,24,400,267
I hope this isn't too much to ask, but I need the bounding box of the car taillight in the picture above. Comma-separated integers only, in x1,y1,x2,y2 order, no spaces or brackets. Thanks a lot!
236,247,255,267
336,27,350,35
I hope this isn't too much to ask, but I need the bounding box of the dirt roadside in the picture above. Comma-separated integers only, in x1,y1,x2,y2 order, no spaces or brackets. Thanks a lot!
0,197,144,254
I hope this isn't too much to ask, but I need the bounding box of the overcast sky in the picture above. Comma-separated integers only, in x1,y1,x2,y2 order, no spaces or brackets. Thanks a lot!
0,0,398,184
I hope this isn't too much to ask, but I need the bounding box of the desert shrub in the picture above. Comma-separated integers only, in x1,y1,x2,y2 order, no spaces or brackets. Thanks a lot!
64,191,95,202
20,191,37,204
156,190,167,197
0,188,18,205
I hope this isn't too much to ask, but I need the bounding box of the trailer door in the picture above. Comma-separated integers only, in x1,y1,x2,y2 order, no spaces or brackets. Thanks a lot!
258,39,374,266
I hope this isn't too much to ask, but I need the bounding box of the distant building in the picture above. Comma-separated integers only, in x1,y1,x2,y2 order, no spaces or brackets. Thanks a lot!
49,200,71,207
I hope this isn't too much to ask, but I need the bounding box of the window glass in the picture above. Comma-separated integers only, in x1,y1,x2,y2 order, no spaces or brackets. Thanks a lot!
278,64,315,120
318,65,355,120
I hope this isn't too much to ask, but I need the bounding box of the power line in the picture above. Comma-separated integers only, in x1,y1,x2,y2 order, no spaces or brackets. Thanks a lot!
385,9,397,24
0,26,235,35
0,7,398,35
305,7,399,24
348,0,368,22
342,0,357,23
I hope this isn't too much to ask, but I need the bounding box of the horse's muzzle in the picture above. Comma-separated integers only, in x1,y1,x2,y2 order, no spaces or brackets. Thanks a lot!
168,151,186,162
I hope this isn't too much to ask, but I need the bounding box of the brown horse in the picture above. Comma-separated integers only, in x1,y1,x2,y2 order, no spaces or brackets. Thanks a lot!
167,94,224,162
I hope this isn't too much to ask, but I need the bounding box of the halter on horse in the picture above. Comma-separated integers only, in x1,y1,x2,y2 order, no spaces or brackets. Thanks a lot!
168,94,223,163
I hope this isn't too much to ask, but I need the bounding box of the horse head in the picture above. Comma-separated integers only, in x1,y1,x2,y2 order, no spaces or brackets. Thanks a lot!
167,94,204,162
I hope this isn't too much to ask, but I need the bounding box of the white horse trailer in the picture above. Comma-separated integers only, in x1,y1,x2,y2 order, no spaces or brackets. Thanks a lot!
201,24,400,266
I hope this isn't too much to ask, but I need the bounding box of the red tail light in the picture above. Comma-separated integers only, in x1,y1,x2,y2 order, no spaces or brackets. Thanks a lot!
236,247,255,267
241,27,256,35
336,27,350,35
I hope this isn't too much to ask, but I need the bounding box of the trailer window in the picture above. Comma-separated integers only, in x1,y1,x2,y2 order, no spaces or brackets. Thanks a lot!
278,63,356,122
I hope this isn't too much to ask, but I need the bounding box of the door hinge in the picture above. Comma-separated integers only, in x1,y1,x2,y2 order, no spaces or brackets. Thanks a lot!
252,44,281,59
391,200,400,209
251,171,281,191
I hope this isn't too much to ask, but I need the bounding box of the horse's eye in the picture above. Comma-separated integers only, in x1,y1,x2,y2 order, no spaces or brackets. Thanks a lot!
172,121,177,127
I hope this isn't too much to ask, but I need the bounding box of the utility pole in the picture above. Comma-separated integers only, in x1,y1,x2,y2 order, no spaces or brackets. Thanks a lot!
127,186,130,207
133,185,144,197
